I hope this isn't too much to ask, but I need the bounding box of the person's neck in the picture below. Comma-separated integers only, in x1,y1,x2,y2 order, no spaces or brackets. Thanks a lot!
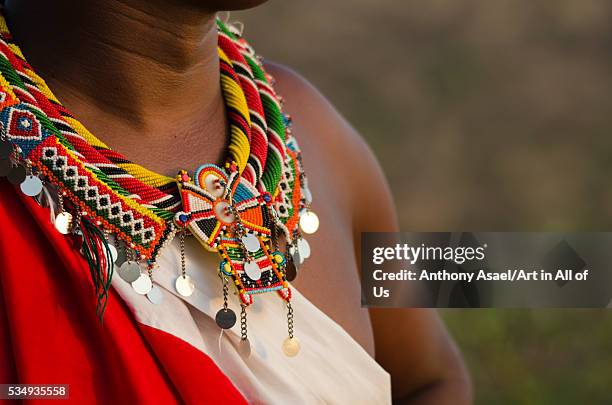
3,0,229,175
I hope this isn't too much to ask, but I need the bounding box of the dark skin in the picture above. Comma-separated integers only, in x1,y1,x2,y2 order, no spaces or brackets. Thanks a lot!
4,0,472,403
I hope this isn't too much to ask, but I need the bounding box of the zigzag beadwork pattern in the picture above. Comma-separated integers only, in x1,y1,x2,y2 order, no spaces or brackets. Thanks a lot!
30,137,167,257
0,11,308,267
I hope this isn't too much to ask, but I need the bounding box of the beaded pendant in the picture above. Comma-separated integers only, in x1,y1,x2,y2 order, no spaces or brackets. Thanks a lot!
0,11,319,356
175,163,291,306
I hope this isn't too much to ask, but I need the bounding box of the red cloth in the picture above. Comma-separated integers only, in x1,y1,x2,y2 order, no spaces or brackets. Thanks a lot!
0,180,247,404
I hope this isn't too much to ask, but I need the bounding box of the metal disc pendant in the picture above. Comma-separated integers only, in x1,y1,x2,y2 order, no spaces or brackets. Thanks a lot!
285,260,297,282
7,165,26,185
54,212,73,235
237,338,251,358
242,233,260,253
282,337,301,357
297,238,311,259
0,142,11,158
299,210,319,234
215,308,237,329
244,261,262,281
175,274,195,297
131,274,153,295
289,244,303,266
0,160,11,177
20,175,43,197
302,187,313,205
118,261,141,283
147,285,163,304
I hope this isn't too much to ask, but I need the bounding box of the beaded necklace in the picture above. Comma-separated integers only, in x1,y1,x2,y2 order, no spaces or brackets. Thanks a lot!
0,12,319,357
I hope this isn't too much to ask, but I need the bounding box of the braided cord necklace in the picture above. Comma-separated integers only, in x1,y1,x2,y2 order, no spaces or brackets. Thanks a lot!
0,12,319,356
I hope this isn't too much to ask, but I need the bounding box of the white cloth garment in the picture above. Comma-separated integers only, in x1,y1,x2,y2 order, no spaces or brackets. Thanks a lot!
112,236,391,404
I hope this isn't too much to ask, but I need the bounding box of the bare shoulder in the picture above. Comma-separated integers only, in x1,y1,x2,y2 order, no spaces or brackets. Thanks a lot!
266,63,472,403
265,62,397,233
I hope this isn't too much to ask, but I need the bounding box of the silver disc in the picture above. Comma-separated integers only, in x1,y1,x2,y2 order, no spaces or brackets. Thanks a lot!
302,187,313,205
107,243,119,264
297,237,311,259
241,233,260,253
299,210,320,234
7,165,26,185
147,285,163,304
131,274,153,295
118,261,141,283
54,212,73,235
244,261,262,281
0,160,11,176
289,244,303,266
20,175,43,197
237,338,252,358
282,337,301,357
175,274,195,297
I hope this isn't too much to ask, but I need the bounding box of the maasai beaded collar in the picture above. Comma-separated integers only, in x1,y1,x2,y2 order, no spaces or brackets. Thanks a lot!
0,11,319,357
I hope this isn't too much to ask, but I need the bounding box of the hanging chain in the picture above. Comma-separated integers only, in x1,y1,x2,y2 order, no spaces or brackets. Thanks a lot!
180,226,187,279
57,191,65,213
147,263,154,281
240,305,248,341
287,302,294,339
222,277,229,310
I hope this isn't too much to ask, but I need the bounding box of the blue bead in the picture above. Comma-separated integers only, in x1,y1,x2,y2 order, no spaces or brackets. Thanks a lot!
179,214,188,223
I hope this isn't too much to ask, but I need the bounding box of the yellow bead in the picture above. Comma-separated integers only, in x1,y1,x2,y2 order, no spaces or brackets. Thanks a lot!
274,254,283,264
224,263,231,272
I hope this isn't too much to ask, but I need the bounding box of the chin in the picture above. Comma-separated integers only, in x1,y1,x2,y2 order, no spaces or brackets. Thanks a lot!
192,0,269,11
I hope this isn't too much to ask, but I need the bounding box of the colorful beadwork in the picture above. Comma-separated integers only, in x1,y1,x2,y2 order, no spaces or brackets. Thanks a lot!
0,10,315,349
0,13,305,259
175,163,290,305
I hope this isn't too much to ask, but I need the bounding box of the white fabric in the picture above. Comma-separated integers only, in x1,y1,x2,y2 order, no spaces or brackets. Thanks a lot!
112,236,391,404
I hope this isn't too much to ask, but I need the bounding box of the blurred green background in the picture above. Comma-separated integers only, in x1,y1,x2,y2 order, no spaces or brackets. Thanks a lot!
237,1,612,403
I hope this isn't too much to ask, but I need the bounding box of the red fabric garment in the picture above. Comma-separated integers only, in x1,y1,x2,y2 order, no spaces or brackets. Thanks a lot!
0,179,248,404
